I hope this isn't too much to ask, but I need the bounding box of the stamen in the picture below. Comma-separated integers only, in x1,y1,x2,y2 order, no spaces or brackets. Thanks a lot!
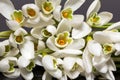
15,35,23,43
27,8,36,17
58,39,66,45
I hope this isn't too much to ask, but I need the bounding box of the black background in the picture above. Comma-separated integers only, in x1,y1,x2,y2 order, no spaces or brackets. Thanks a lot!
0,0,120,80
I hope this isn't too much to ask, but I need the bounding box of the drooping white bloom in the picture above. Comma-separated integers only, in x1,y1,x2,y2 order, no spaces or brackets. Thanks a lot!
86,0,113,27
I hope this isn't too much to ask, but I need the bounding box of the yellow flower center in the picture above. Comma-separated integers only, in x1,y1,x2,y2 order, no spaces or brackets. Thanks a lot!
15,17,23,23
45,6,51,11
58,39,66,45
62,12,69,18
15,36,23,43
106,45,112,51
27,8,36,17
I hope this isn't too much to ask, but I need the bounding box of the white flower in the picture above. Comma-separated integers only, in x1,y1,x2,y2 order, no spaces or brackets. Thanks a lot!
22,4,41,24
42,55,63,79
86,0,113,27
63,57,84,79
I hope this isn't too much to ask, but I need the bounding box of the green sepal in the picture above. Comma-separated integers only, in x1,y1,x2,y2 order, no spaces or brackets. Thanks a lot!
0,30,13,38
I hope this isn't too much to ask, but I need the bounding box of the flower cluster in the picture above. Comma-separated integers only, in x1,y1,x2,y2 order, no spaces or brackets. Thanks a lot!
0,0,120,80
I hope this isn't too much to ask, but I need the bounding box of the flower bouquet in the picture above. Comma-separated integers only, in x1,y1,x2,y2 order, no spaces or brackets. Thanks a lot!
0,0,120,80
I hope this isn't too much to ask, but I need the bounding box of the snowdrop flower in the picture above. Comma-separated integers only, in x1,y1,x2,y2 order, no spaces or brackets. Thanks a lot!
83,38,116,80
0,40,19,57
9,28,28,48
86,0,113,27
35,0,61,21
31,25,56,40
22,4,41,25
63,57,84,79
0,57,20,78
0,0,25,31
42,55,63,79
53,0,85,21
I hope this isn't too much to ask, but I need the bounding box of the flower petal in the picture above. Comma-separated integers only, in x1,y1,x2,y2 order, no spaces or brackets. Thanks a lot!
86,0,101,18
87,40,102,56
38,40,46,50
0,58,9,72
31,27,43,39
46,25,57,35
42,71,52,80
6,48,19,57
6,20,21,31
101,71,115,80
49,69,62,79
40,12,53,21
93,31,120,44
42,55,57,71
52,49,82,57
98,12,113,26
0,0,15,20
64,0,85,11
20,68,34,80
114,43,120,55
83,48,92,73
46,36,59,51
35,0,46,9
106,21,120,31
20,40,35,59
0,44,5,56
56,19,71,34
9,33,17,48
3,69,20,78
107,59,116,71
66,38,85,49
72,22,92,39
17,56,30,68
14,28,27,36
53,6,62,21
63,57,76,71
70,15,84,27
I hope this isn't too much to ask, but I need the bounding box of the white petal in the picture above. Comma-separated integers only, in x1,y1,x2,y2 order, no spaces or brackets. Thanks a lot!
0,58,9,72
98,12,113,26
34,56,42,66
53,6,62,21
66,38,85,49
87,0,101,18
49,69,62,79
14,28,27,36
107,59,116,71
31,27,43,39
85,72,95,80
3,69,20,78
35,0,46,9
101,71,115,80
87,40,102,56
0,44,5,56
40,12,53,21
66,70,80,79
9,33,17,48
49,0,61,6
42,71,52,80
0,0,15,20
20,68,34,80
93,31,120,44
5,48,19,57
64,0,85,11
72,22,92,39
38,40,46,50
42,55,57,71
114,43,120,55
17,56,30,68
83,48,92,73
60,75,67,80
52,49,82,57
20,40,35,59
46,36,59,51
57,19,71,34
63,57,76,71
92,55,110,73
70,15,84,27
46,25,57,35
22,4,39,18
106,21,120,31
6,20,21,31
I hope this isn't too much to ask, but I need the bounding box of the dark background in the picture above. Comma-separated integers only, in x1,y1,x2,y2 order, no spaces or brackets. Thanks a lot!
0,0,120,80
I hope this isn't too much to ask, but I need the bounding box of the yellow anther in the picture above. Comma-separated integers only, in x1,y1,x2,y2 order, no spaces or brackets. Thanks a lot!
27,8,36,17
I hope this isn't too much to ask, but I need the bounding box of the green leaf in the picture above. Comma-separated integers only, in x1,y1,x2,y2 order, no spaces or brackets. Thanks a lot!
0,30,13,38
